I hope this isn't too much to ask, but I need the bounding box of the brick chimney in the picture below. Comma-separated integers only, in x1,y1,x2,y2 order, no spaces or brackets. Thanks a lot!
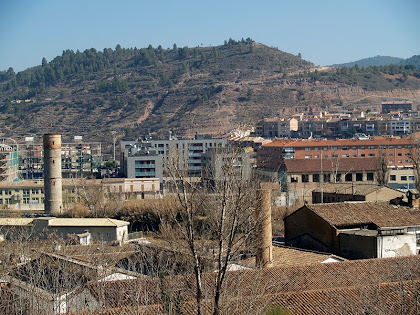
255,188,273,268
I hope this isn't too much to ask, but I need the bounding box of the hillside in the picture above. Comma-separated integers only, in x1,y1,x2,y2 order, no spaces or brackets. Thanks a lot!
401,55,420,69
331,55,420,69
0,39,420,150
330,56,404,67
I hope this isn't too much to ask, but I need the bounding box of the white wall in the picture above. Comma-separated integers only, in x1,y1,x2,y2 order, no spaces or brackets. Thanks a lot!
377,233,416,258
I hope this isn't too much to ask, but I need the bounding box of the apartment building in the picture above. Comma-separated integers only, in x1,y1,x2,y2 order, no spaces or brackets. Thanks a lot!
257,136,414,171
255,118,298,138
0,178,161,211
19,136,102,179
381,101,413,113
121,135,228,179
0,142,19,182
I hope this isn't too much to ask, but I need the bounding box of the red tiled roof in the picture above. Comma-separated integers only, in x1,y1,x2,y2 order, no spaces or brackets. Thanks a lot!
283,158,377,173
79,271,420,314
263,137,411,148
306,202,420,228
85,255,420,311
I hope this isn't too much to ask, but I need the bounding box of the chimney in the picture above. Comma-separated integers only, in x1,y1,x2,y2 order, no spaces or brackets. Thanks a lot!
255,188,273,268
43,134,63,215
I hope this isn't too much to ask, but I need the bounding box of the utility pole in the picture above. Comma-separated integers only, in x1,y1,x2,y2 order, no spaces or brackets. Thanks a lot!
111,131,117,162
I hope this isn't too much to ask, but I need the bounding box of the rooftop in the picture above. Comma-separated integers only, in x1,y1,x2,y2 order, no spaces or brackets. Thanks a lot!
303,202,420,229
311,184,404,197
38,218,129,227
263,136,411,148
283,158,377,173
270,245,345,267
86,255,420,310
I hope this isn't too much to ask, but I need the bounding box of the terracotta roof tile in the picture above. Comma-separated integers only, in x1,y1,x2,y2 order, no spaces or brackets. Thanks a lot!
85,255,420,311
283,158,377,173
78,280,420,315
263,137,412,148
311,183,403,197
306,202,420,228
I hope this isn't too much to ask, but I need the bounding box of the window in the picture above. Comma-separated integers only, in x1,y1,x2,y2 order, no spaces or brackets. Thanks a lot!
361,154,365,157
335,173,342,182
360,146,365,150
305,155,312,159
324,155,328,158
343,154,349,158
323,174,331,182
323,147,328,151
342,147,349,151
389,153,394,156
367,173,374,181
352,147,357,150
390,175,396,181
356,173,363,181
345,173,353,182
332,154,338,158
401,175,407,181
314,155,319,158
398,160,402,163
389,160,394,164
313,174,320,182
353,154,357,157
369,154,375,157
302,174,309,183
331,147,338,151
305,147,311,151
368,146,375,150
291,176,298,183
409,175,415,181
398,153,402,156
398,146,402,149
389,146,394,149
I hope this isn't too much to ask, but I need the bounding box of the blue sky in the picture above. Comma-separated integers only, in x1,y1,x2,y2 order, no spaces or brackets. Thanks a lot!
1,0,419,72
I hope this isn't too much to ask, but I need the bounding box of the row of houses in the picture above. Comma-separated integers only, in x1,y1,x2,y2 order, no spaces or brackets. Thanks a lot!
256,105,418,139
0,177,161,211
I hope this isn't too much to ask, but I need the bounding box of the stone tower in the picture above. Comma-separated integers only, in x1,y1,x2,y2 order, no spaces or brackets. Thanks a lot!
43,134,63,215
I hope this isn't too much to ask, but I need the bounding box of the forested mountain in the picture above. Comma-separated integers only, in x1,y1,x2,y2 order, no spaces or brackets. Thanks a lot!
330,56,404,68
401,55,420,69
0,39,419,148
331,55,420,69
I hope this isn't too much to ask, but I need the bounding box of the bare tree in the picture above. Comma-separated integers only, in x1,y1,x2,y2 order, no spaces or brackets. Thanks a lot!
375,146,389,186
160,145,260,315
